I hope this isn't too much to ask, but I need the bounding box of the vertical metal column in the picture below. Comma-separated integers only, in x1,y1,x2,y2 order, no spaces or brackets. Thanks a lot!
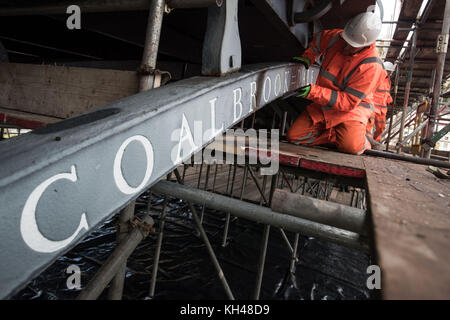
425,0,450,158
200,164,211,224
280,111,288,136
397,30,417,154
385,64,400,151
222,164,237,247
212,164,219,191
107,203,134,300
139,0,165,91
253,173,278,300
253,224,270,300
108,0,165,300
288,176,307,280
148,198,168,297
173,169,235,300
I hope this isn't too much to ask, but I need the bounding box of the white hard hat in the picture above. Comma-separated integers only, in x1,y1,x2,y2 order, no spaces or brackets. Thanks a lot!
342,6,382,48
383,61,395,72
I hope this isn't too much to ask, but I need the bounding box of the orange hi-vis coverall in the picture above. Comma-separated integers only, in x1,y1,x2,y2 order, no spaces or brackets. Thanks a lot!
366,69,389,140
286,29,385,155
372,75,393,141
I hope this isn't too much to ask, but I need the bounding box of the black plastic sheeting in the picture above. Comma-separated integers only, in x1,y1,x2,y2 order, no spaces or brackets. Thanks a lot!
14,192,372,300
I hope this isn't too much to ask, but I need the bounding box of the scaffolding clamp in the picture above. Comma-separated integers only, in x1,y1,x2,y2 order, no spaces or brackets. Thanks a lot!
130,216,155,234
436,33,449,54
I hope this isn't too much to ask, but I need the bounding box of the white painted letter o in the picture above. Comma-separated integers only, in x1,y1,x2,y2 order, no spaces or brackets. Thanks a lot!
114,135,154,195
263,76,271,102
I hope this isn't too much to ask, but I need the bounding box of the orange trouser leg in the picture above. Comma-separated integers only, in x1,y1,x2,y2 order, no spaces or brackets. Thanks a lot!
286,111,331,146
373,113,386,141
335,120,371,155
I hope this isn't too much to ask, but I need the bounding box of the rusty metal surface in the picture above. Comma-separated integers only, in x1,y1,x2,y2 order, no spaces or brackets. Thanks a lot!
363,156,450,299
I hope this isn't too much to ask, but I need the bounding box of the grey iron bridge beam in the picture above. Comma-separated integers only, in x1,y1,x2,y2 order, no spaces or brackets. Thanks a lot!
0,62,317,299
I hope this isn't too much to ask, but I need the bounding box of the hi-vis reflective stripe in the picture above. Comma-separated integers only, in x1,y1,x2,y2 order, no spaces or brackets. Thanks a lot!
318,73,369,101
294,131,313,144
321,90,337,111
311,45,321,56
327,90,338,107
344,86,366,99
316,31,322,49
359,103,375,112
376,120,386,124
304,131,319,145
319,69,336,82
319,70,368,100
374,104,388,109
319,69,342,88
376,89,390,93
355,137,369,155
342,57,384,87
294,131,318,145
326,33,340,50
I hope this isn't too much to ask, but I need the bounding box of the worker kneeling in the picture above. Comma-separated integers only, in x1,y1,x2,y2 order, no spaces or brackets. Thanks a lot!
286,7,384,155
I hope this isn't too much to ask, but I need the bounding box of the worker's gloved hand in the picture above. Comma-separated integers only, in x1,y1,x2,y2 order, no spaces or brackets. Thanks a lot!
293,56,310,69
296,85,311,98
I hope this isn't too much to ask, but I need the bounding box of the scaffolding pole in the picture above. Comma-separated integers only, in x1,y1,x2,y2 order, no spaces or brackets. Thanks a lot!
386,64,400,151
77,216,154,300
397,30,417,154
108,0,165,300
424,0,450,158
151,180,368,251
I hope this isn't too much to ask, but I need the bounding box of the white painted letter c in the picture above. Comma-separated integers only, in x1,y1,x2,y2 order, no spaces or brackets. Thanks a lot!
20,165,89,253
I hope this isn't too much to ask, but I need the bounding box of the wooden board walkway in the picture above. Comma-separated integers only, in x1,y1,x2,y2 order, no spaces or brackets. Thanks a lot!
274,143,450,299
364,156,450,299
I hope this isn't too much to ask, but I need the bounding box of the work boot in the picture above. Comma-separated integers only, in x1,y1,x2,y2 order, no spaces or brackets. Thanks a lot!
366,135,383,150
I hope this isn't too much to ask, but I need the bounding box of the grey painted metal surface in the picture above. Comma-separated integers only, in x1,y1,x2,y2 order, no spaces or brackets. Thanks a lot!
202,0,241,76
250,0,310,48
293,0,333,23
0,62,316,299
